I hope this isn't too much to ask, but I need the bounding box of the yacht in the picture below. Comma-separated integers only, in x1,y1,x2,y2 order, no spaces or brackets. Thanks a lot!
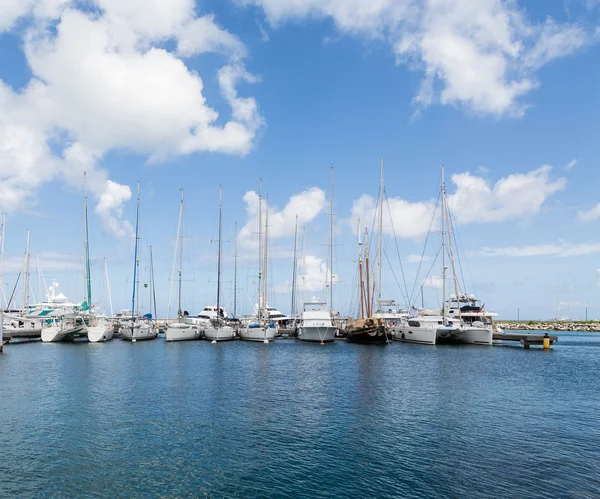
41,315,88,342
297,301,337,343
120,317,157,342
85,313,114,343
446,294,502,334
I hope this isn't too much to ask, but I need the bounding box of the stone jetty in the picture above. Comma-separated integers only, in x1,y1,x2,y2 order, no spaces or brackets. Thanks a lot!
497,321,600,332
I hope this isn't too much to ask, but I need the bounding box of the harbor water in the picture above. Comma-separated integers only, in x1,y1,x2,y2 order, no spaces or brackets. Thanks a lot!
1,332,599,497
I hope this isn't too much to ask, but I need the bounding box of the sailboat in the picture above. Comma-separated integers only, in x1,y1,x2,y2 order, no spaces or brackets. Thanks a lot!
121,184,157,342
239,181,276,343
78,173,114,343
396,166,491,345
165,189,202,342
203,186,236,342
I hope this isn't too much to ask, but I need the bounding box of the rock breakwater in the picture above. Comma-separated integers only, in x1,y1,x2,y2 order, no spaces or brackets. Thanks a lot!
497,322,600,332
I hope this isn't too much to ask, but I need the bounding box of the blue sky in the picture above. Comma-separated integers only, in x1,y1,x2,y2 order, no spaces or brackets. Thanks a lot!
0,0,599,320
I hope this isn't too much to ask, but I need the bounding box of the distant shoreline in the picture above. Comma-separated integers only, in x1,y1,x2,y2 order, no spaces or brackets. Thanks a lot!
497,321,600,332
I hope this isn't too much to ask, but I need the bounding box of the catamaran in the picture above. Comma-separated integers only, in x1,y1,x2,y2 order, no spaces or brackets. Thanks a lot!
121,184,157,342
165,189,202,342
239,181,276,343
395,166,491,346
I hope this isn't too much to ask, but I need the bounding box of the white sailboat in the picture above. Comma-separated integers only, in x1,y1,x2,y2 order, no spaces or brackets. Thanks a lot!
239,181,276,343
121,184,157,342
203,186,235,343
165,189,202,342
41,314,88,342
396,166,491,346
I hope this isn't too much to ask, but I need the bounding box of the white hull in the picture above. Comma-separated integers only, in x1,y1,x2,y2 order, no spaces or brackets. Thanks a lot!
41,325,87,343
297,326,337,343
239,326,276,342
395,325,437,345
121,324,157,341
165,322,202,342
396,324,492,345
203,324,236,342
87,325,114,343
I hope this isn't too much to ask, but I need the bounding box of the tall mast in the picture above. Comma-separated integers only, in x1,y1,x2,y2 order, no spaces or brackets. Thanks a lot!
150,245,157,320
177,189,184,318
83,171,92,308
378,158,384,308
291,215,298,320
365,228,371,317
444,182,463,322
257,179,263,320
234,220,238,319
23,229,31,311
131,183,140,321
441,165,447,325
0,213,6,352
357,217,365,320
263,195,269,313
329,164,334,311
104,258,113,317
216,186,223,321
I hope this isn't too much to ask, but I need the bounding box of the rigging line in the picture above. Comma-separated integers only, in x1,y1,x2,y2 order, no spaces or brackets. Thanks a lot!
384,189,410,307
410,245,442,309
408,189,441,305
383,247,408,306
447,206,474,296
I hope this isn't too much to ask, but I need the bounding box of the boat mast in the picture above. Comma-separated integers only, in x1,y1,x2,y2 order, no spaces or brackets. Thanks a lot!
444,181,463,322
150,245,157,320
291,215,298,320
23,229,31,312
131,183,140,322
263,194,269,316
365,228,371,318
104,258,113,317
357,217,365,320
83,171,92,309
0,213,5,352
441,165,447,325
257,179,263,321
177,189,184,319
216,186,223,322
234,220,238,319
378,158,384,310
329,164,334,312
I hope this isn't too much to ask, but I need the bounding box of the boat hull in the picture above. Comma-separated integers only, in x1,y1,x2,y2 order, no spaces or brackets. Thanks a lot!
239,327,276,342
297,326,337,343
395,326,437,345
204,325,236,342
165,323,202,342
41,325,87,343
3,327,42,339
87,325,114,343
121,325,157,341
436,327,492,345
346,325,388,345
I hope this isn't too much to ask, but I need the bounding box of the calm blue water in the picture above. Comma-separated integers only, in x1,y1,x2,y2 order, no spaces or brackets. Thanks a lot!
1,332,599,498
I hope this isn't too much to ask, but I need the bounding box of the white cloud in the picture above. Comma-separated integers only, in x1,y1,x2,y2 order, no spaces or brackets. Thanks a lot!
350,165,565,239
299,254,336,293
579,204,600,222
474,242,600,258
0,1,263,235
406,254,430,263
239,187,326,248
447,165,566,224
565,159,577,170
243,0,593,117
423,275,443,289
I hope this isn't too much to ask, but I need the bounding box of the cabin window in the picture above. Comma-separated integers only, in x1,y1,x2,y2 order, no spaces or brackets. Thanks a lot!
408,320,420,327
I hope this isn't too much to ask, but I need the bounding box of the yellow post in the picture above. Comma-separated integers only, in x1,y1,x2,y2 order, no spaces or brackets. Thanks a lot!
543,334,550,349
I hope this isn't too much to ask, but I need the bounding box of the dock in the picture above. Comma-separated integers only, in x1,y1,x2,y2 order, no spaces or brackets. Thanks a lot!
493,332,558,349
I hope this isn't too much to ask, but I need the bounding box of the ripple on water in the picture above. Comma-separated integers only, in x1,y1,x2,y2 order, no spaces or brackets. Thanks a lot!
0,336,599,498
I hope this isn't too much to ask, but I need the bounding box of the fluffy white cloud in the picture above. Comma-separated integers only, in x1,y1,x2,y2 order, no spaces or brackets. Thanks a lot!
239,187,327,248
350,165,565,239
0,1,262,236
447,165,566,224
474,242,600,258
578,203,600,222
243,0,593,116
299,254,336,293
